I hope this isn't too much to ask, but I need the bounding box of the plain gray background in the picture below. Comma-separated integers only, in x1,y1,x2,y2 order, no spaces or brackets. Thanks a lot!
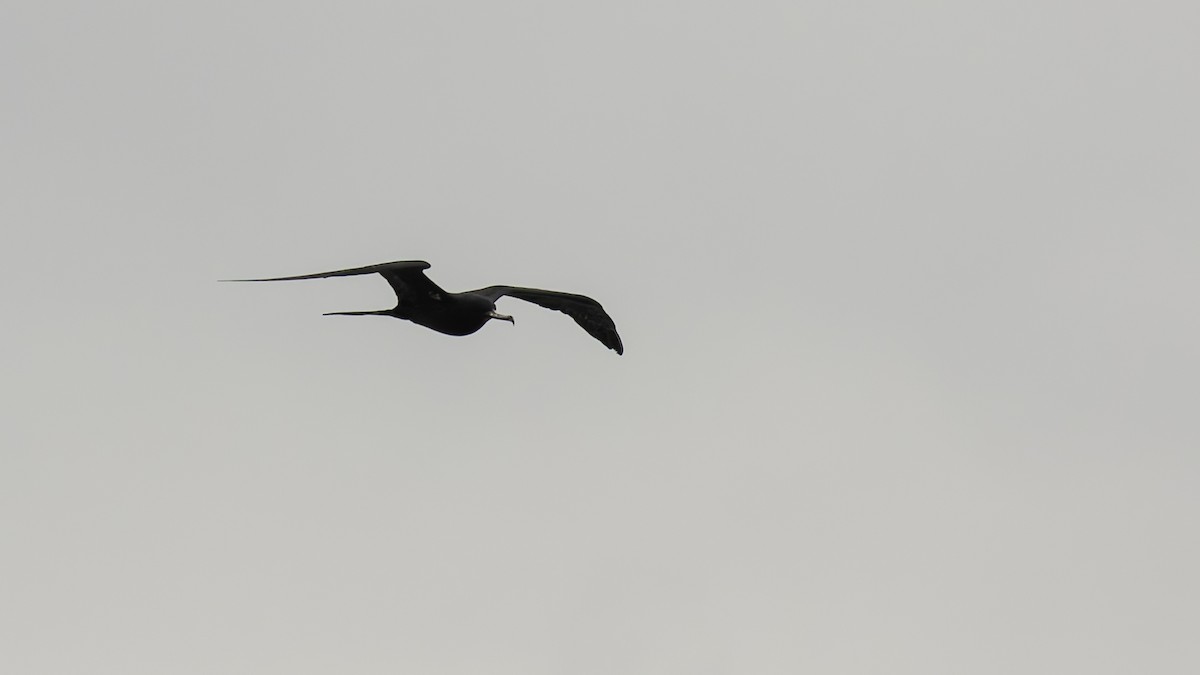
2,1,1197,673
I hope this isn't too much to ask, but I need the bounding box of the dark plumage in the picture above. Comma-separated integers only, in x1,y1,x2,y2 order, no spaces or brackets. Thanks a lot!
223,260,623,355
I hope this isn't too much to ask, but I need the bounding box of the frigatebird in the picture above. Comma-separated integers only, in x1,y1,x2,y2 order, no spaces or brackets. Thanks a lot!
223,260,623,354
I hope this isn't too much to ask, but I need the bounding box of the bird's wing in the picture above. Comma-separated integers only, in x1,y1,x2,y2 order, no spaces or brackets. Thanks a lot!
222,260,447,307
472,285,624,355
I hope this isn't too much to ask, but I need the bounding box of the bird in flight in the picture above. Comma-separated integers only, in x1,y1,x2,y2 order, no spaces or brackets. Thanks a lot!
223,260,623,354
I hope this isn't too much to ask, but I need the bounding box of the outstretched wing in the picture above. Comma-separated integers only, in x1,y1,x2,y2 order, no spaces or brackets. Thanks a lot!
222,260,447,307
471,285,624,355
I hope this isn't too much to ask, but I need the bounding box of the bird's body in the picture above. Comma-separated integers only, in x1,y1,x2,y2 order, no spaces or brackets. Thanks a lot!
391,291,500,336
223,260,623,354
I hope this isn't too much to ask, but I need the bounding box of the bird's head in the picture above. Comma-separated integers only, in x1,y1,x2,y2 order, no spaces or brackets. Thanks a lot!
462,293,513,324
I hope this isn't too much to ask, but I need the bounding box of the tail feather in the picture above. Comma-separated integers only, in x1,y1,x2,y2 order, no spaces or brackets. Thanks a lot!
323,310,392,317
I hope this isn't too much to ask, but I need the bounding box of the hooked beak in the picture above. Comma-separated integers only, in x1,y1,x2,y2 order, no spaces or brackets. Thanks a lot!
487,310,515,324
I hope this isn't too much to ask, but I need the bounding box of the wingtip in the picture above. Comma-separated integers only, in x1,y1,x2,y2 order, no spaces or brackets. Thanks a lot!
611,331,624,355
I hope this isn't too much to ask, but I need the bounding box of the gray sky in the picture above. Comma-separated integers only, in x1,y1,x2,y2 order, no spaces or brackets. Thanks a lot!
2,1,1198,673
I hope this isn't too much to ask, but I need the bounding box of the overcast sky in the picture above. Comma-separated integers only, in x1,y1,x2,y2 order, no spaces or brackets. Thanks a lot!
2,1,1198,673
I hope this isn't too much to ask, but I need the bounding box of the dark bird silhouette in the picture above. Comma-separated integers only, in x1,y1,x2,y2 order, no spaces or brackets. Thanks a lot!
223,260,623,354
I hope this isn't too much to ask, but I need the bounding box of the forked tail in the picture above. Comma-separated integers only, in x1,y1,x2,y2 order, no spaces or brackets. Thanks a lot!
322,310,392,317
